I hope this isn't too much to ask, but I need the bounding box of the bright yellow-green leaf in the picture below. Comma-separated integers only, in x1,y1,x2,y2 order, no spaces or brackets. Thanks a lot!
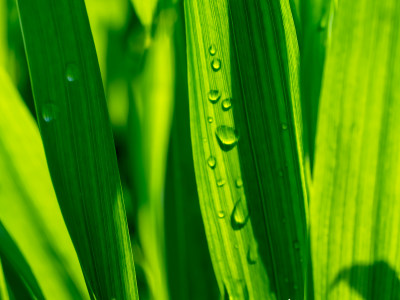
311,0,400,299
0,69,88,299
131,9,176,300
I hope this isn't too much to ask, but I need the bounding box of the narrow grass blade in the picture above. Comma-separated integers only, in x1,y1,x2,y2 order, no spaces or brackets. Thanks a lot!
300,0,334,166
311,0,400,299
0,0,6,68
228,0,308,298
0,257,9,300
185,0,308,298
0,69,88,299
164,4,219,299
16,0,138,298
130,9,176,300
0,222,44,299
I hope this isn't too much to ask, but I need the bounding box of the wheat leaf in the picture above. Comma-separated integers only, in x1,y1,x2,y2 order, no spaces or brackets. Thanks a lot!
311,0,400,299
16,0,138,298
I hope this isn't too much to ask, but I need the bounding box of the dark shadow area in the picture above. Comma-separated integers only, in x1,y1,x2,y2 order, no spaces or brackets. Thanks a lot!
333,261,400,300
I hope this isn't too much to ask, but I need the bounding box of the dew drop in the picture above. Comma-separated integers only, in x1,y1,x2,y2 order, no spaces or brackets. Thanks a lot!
235,178,243,188
247,243,258,265
65,63,79,82
222,98,232,111
282,123,288,130
215,125,239,151
217,210,225,218
207,156,216,169
42,103,59,123
207,116,214,123
293,284,298,290
217,179,226,187
209,44,217,56
208,90,221,103
231,198,249,230
211,58,221,71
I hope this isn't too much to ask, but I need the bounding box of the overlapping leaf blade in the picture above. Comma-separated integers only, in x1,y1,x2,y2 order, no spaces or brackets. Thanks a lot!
184,0,307,299
0,68,88,299
16,0,138,298
311,0,400,299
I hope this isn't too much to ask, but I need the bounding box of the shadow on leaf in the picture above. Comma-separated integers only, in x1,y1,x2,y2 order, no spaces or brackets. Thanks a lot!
332,261,400,300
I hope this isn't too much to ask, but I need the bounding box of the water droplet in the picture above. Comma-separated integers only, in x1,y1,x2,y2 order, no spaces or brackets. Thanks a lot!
65,63,79,82
209,44,217,56
293,240,300,250
282,123,288,130
235,178,243,188
247,244,258,265
231,198,249,230
222,99,232,111
217,211,225,218
293,284,298,290
207,156,216,169
211,58,221,71
42,103,59,123
208,90,221,103
207,116,214,123
217,179,226,187
215,126,239,151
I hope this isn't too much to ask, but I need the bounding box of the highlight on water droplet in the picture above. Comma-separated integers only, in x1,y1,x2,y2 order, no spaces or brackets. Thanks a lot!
42,103,59,123
231,198,249,230
215,125,239,151
217,179,226,187
207,156,216,169
65,63,79,82
208,90,221,103
209,44,217,56
247,243,258,265
282,123,288,130
222,98,232,111
211,58,221,72
235,178,243,188
207,116,214,123
217,210,225,218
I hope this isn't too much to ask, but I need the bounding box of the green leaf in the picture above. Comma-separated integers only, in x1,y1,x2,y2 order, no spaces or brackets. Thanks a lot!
184,0,307,299
130,8,177,300
0,68,88,299
164,5,219,300
300,0,334,166
0,257,9,300
0,222,44,299
16,0,138,298
311,0,400,299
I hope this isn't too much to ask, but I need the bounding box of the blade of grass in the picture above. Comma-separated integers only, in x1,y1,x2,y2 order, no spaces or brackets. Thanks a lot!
0,68,88,299
16,0,138,298
228,0,308,298
300,0,334,167
0,258,9,300
130,8,176,300
311,0,400,299
0,222,44,299
164,4,219,299
185,0,308,298
130,0,159,28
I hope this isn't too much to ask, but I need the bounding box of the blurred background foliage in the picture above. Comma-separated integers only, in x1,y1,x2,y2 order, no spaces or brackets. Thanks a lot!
0,0,217,299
